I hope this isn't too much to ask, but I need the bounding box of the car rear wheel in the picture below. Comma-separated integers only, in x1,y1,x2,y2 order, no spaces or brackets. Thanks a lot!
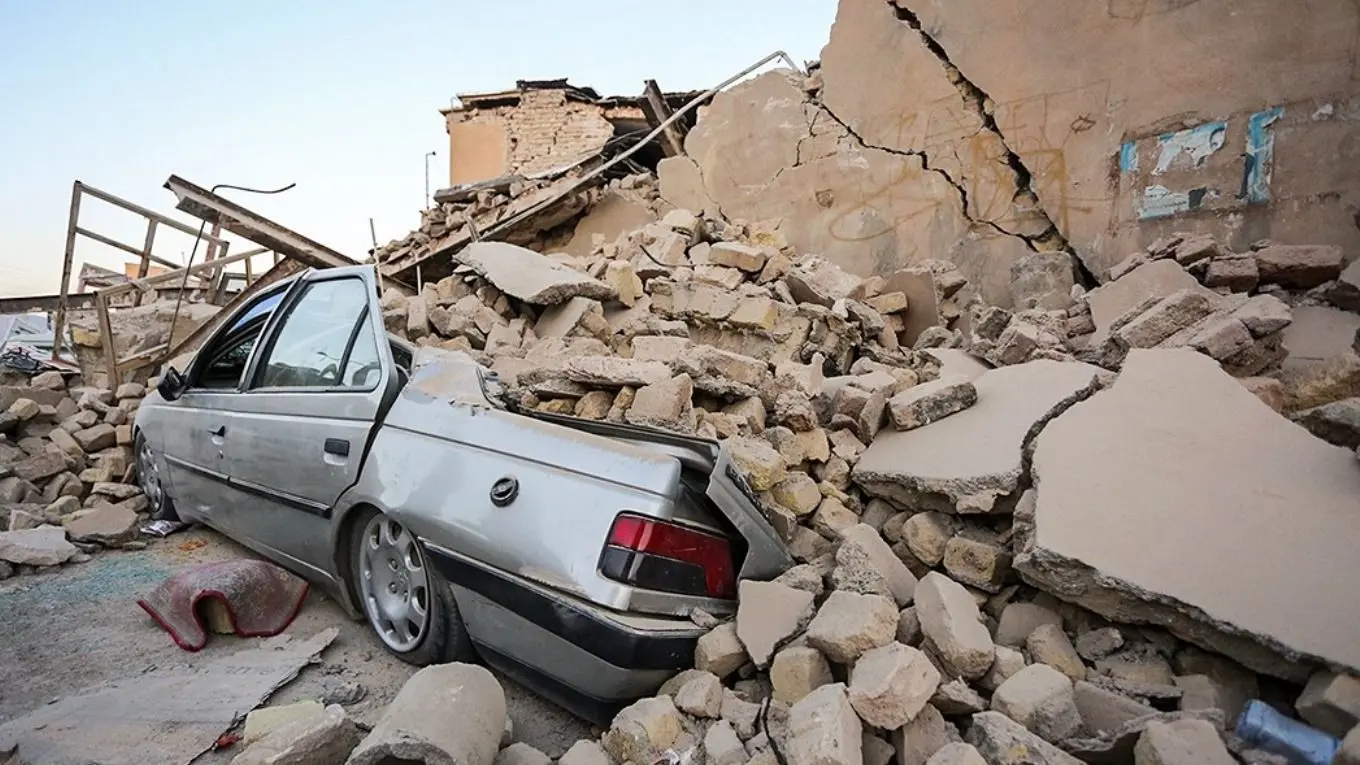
134,431,179,522
351,509,474,665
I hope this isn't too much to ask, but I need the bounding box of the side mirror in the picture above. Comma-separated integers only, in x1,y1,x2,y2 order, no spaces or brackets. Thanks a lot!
157,367,186,402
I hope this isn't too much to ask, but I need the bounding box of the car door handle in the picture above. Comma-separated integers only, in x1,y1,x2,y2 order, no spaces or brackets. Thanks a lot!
208,425,226,437
323,438,350,457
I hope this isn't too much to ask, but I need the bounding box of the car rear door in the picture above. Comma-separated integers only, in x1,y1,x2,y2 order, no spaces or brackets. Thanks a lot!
215,265,396,574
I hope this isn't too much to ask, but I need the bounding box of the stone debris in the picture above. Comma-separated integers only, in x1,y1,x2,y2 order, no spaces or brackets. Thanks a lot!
13,11,1360,761
230,704,361,765
348,663,506,765
0,374,149,574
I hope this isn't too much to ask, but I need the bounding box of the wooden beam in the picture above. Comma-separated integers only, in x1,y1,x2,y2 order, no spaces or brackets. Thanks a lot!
51,182,83,361
0,292,97,314
641,79,686,158
95,290,117,387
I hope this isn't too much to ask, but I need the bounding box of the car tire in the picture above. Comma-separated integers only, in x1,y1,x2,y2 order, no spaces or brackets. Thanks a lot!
134,430,179,522
350,508,475,666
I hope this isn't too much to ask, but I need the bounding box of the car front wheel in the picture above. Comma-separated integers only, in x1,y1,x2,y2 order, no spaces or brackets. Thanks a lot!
351,509,473,665
134,430,179,522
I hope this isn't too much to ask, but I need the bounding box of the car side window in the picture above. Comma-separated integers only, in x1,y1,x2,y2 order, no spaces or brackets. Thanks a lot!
341,317,382,388
189,288,287,390
254,278,376,390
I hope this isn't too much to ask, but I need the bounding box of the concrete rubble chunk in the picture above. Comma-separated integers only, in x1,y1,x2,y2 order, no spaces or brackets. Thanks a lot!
1076,628,1125,661
710,242,768,273
494,744,552,765
931,678,989,716
942,535,1012,593
562,356,673,387
965,711,1084,765
231,703,361,765
703,720,747,765
1279,351,1360,412
1073,680,1158,735
893,704,962,765
347,663,505,765
785,257,862,308
1133,718,1235,765
1232,294,1293,338
980,645,1027,693
64,503,139,546
990,663,1082,743
902,512,956,567
736,579,815,668
839,523,918,606
1253,244,1345,289
995,602,1062,647
887,375,978,432
1337,725,1360,765
0,525,77,566
727,436,787,492
1087,261,1215,339
862,732,895,765
1292,397,1360,450
452,241,617,305
805,590,899,664
855,360,1102,515
1026,623,1086,682
772,473,824,517
696,622,747,679
1116,290,1218,349
848,643,941,729
1019,349,1360,679
784,684,863,765
772,645,835,704
924,743,985,765
674,671,723,718
558,740,610,765
601,695,685,765
1296,671,1360,737
625,374,695,433
915,572,995,680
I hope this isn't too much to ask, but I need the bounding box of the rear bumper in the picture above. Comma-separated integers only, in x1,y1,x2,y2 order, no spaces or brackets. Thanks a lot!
425,543,704,724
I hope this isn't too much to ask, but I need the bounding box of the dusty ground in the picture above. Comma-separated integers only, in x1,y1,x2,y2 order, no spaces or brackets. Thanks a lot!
0,526,595,761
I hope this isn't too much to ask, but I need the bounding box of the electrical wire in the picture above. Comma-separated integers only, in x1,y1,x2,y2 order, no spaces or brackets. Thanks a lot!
163,182,297,365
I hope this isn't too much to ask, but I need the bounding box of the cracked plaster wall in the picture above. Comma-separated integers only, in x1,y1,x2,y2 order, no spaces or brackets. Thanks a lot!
663,0,1360,303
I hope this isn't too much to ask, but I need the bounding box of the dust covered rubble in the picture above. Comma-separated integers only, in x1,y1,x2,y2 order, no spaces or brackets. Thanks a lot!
0,372,154,577
375,197,1360,764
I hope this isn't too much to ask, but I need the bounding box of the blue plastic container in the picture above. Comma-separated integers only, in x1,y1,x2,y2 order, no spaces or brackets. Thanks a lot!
1235,699,1341,765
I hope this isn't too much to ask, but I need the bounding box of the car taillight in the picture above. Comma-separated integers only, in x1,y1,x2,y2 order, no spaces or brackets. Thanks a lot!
599,513,736,600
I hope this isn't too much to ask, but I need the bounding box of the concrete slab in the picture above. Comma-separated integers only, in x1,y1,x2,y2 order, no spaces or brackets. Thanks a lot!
1085,261,1216,341
853,360,1103,514
1283,305,1360,370
453,242,617,306
1019,349,1360,679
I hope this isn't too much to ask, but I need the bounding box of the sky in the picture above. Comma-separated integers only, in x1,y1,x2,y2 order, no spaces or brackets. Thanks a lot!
0,1,838,298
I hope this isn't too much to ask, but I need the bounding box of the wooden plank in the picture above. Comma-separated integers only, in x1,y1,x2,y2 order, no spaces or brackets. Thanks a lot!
0,292,97,314
79,182,230,244
51,182,84,361
641,79,686,157
95,291,118,387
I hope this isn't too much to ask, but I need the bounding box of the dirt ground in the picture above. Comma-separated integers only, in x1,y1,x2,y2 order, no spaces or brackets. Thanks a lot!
0,526,595,762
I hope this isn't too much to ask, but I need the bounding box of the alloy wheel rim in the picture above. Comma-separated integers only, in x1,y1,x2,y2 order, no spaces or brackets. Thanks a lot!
358,515,430,652
137,439,163,509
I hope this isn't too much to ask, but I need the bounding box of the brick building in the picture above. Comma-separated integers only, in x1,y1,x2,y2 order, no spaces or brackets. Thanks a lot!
440,79,695,187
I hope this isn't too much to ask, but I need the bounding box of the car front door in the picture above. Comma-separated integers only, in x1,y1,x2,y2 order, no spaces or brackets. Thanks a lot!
156,284,292,526
215,266,395,575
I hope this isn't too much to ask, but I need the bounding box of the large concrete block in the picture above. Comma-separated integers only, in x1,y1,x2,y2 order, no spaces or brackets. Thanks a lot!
1018,349,1360,679
347,663,506,765
854,360,1103,514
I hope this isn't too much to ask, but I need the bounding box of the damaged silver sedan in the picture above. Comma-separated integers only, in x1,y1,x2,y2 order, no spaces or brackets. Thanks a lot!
132,265,791,722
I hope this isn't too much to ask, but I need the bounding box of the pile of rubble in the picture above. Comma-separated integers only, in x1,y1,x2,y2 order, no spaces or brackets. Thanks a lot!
0,372,152,576
364,182,1360,765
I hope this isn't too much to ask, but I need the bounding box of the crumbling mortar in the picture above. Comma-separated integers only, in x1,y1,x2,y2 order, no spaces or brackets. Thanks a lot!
1015,373,1110,495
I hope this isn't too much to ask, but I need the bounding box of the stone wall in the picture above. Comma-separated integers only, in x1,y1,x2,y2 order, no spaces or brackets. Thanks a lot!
445,90,617,184
661,0,1360,308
